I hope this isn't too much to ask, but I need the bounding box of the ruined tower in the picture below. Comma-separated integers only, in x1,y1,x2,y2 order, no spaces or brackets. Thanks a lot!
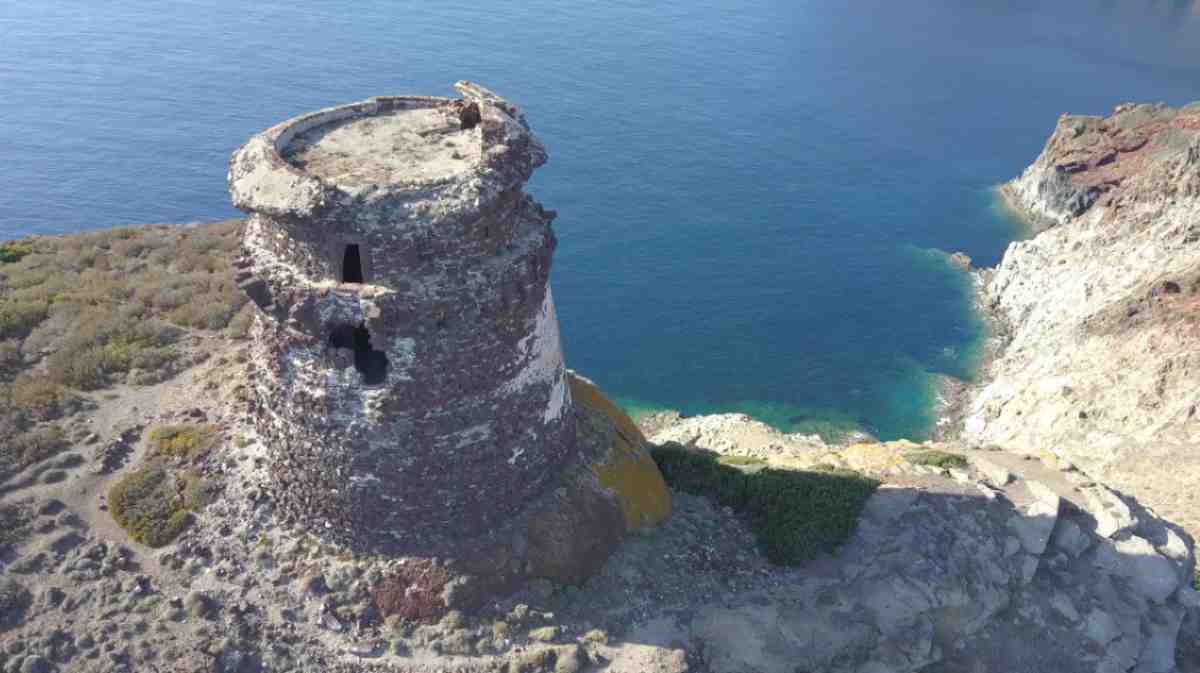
229,83,577,554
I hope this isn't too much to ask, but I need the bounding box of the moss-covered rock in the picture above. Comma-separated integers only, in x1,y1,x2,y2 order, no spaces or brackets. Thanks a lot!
569,371,671,531
522,373,672,587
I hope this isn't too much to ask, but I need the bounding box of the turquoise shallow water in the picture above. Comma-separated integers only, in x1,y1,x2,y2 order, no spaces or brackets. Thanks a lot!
2,1,1199,439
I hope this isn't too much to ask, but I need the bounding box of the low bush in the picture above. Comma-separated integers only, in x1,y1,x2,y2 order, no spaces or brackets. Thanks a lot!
0,342,20,376
148,424,217,461
0,241,33,264
372,563,454,622
9,378,74,420
718,455,767,468
0,502,32,550
0,301,48,339
904,450,968,470
3,425,68,473
108,464,192,547
182,473,220,510
651,443,879,565
43,316,181,390
0,578,31,631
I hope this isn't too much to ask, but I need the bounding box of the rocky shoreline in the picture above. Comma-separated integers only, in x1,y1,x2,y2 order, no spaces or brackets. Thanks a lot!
929,256,1005,444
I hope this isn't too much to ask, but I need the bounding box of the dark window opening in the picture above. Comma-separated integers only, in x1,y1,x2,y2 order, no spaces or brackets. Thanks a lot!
460,102,481,130
342,245,364,284
329,322,389,385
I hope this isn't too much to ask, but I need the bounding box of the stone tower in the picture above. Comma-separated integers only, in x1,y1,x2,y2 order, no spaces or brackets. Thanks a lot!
229,83,577,555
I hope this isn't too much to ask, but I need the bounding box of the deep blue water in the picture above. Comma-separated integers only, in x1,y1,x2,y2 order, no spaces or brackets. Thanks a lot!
3,1,1200,439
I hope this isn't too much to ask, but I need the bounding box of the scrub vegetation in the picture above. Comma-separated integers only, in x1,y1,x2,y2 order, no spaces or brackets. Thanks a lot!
904,449,969,470
148,424,218,461
651,442,879,565
0,221,249,482
107,464,194,547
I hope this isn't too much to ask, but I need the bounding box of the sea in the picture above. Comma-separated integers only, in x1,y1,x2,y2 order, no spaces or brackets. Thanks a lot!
3,0,1199,440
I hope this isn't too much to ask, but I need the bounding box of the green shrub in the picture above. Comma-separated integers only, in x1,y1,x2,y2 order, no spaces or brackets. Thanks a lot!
904,450,968,470
108,464,192,547
0,241,33,264
182,473,220,510
718,455,767,468
148,424,217,460
651,443,879,565
0,301,48,338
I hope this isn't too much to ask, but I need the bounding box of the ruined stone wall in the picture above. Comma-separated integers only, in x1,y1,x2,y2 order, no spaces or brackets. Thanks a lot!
230,84,577,554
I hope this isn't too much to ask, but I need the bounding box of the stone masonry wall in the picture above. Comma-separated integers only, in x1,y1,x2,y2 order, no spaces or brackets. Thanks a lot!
230,83,577,555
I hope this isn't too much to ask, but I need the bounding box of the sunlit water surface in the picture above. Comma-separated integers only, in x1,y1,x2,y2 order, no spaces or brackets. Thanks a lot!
3,0,1199,439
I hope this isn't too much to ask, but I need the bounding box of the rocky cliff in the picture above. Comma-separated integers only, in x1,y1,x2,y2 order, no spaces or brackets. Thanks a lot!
962,103,1200,538
642,414,1199,673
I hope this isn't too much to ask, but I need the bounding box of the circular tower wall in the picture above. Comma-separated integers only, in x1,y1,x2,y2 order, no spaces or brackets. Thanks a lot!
229,83,576,554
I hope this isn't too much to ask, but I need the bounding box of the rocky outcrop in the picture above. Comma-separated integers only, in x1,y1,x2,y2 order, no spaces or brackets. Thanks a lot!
615,422,1198,673
964,102,1200,536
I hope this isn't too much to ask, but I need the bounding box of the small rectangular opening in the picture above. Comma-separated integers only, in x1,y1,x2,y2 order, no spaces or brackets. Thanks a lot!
342,244,364,284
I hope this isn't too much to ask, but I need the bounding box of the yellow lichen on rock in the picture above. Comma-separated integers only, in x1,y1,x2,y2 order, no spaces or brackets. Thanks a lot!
568,372,671,530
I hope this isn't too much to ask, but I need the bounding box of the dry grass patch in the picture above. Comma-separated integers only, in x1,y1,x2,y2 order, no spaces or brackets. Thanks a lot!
904,450,968,470
1,220,246,389
0,221,246,480
8,378,78,420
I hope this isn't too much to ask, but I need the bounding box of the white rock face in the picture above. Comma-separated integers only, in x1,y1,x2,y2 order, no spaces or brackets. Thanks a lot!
961,103,1200,536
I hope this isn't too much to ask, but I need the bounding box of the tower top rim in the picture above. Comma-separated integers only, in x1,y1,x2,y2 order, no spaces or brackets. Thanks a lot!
228,82,546,221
